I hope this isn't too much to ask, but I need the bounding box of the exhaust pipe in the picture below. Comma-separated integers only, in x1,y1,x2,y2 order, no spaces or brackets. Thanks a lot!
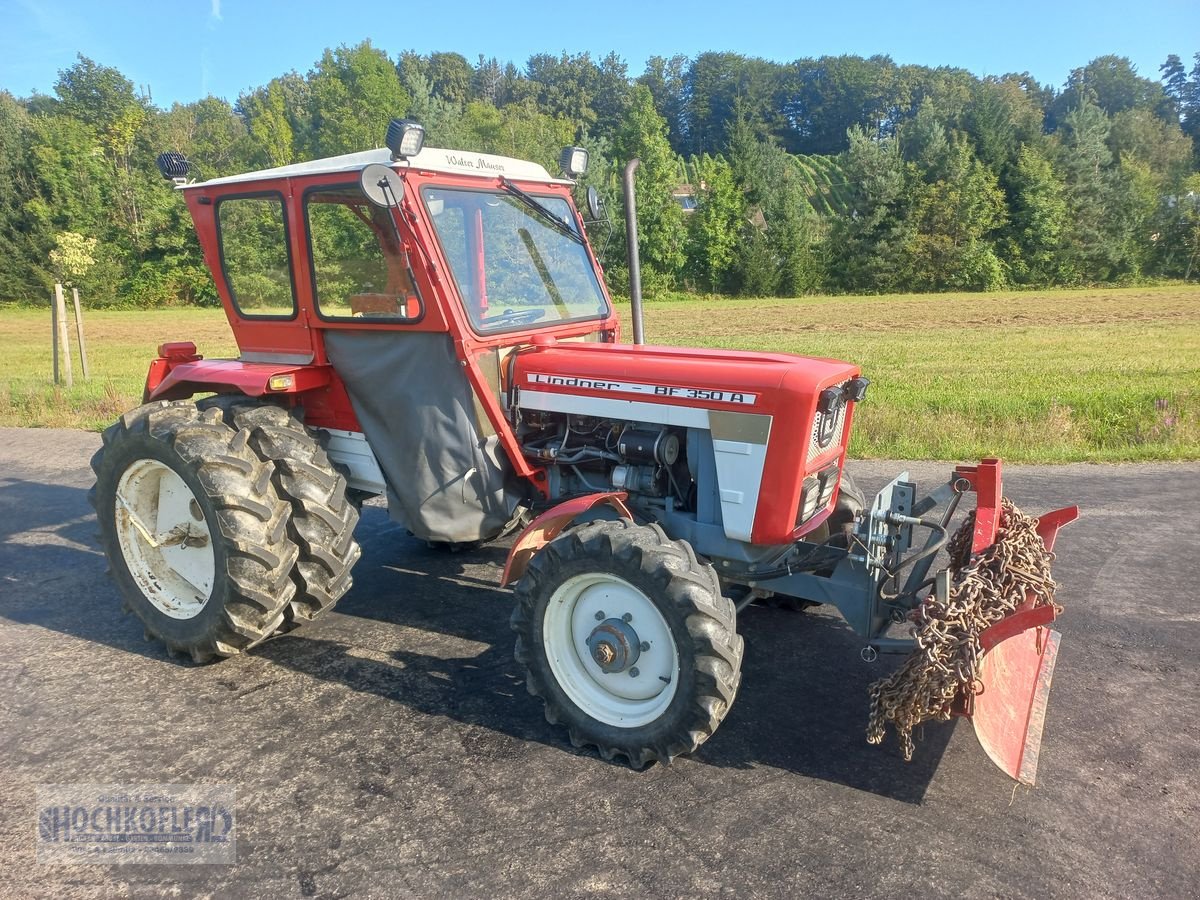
622,158,645,345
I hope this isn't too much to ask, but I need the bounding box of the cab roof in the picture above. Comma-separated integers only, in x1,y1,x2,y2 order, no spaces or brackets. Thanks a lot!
184,146,571,190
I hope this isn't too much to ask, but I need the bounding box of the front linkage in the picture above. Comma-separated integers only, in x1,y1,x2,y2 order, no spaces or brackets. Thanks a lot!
743,458,1078,783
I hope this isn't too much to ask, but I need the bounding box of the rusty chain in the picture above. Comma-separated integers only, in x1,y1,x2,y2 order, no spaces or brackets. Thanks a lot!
866,498,1061,761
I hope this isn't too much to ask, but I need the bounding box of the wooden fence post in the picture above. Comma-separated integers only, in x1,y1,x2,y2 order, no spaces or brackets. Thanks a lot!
71,287,90,379
54,283,73,388
51,289,60,385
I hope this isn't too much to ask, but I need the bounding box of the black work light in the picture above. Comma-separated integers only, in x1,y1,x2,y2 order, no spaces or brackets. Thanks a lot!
559,146,589,178
155,151,190,183
386,119,425,161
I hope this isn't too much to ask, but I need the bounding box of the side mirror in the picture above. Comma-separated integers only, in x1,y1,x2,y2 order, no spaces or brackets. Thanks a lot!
360,163,405,208
585,186,605,223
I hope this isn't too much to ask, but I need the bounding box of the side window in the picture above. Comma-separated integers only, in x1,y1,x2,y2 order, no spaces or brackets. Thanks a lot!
305,185,420,319
217,194,296,318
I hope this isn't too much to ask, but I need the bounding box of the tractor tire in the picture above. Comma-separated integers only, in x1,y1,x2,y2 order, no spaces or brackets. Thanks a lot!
198,398,362,631
90,400,299,662
511,519,743,769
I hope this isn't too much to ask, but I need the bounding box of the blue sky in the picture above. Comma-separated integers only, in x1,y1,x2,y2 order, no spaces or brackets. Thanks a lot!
2,0,1197,106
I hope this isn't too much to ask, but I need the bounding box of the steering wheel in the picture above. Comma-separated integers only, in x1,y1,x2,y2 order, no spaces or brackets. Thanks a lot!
482,308,547,327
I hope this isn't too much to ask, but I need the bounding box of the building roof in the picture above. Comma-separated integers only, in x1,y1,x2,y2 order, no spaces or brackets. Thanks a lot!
185,146,571,190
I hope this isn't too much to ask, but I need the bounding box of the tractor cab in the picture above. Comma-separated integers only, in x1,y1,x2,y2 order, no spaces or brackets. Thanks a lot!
151,126,620,545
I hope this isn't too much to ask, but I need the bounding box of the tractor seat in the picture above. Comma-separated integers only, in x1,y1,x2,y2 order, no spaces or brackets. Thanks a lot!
348,293,417,317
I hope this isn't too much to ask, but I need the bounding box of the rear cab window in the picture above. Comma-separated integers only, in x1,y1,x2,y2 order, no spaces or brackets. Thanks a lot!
215,192,297,319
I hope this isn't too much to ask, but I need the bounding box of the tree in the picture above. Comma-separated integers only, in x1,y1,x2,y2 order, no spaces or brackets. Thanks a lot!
1054,101,1141,281
964,76,1045,173
727,111,823,295
826,127,912,292
638,55,688,151
49,231,97,285
428,52,474,105
782,55,898,155
1004,146,1072,284
683,52,787,155
611,85,686,294
238,80,297,167
1052,56,1170,127
1161,54,1188,120
306,41,410,157
903,139,1007,291
0,92,46,302
685,154,743,292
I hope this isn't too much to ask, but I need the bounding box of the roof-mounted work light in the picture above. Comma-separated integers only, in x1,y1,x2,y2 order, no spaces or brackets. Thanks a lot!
155,151,190,184
386,119,425,161
559,146,589,178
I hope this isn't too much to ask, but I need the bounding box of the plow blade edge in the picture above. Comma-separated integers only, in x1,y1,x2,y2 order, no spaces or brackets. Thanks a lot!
964,503,1079,785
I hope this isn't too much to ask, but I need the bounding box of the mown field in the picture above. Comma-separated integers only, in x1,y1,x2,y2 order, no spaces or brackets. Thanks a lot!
1,286,1197,462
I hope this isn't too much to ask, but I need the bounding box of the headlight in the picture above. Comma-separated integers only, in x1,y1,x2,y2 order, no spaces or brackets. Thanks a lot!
799,475,822,524
797,464,841,526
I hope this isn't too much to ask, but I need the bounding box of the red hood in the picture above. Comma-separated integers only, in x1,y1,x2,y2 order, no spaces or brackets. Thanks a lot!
512,341,862,545
513,341,858,409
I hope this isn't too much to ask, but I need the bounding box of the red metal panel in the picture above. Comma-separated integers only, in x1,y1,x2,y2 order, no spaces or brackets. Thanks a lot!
501,492,632,586
978,604,1058,653
952,458,1004,554
971,628,1061,785
1035,505,1080,552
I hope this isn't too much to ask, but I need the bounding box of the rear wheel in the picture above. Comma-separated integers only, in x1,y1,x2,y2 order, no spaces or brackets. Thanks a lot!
90,401,299,662
511,520,743,768
199,398,362,631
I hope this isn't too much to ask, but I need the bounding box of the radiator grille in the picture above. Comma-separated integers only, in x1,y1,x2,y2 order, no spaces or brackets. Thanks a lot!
808,382,849,463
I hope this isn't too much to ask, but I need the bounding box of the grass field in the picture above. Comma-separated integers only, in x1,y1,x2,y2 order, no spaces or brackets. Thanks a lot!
1,286,1197,462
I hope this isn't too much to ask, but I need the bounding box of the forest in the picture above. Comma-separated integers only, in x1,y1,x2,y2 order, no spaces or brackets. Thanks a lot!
2,44,1200,306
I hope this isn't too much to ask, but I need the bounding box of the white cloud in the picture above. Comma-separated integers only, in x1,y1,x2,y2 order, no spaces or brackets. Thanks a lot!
210,0,222,21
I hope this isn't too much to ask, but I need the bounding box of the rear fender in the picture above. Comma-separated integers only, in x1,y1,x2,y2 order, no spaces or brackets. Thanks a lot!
501,492,633,586
145,356,332,403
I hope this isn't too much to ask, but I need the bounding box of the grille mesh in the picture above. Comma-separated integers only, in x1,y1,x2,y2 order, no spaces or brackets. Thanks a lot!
808,382,849,463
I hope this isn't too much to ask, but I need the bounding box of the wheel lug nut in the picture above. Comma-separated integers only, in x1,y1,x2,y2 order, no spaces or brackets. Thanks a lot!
595,610,605,621
640,641,650,652
629,667,640,677
622,613,632,623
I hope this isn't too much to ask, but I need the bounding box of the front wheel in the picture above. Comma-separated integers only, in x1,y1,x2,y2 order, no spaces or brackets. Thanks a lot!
511,520,743,768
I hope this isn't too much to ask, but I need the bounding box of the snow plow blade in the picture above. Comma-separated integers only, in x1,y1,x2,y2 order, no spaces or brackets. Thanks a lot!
962,503,1079,785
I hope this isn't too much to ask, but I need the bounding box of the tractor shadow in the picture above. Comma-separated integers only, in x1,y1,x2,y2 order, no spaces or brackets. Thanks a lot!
700,606,955,803
0,477,170,662
2,486,952,803
264,506,952,804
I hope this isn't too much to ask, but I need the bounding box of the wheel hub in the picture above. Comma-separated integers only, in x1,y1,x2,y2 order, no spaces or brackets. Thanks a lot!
113,458,215,620
586,617,641,673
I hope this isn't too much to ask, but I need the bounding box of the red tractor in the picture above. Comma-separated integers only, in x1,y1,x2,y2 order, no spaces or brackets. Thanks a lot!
91,122,1076,780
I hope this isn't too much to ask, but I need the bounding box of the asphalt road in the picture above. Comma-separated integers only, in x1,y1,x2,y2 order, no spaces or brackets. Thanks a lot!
0,427,1197,899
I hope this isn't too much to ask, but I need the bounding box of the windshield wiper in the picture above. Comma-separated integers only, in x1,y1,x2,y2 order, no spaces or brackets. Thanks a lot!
499,177,584,245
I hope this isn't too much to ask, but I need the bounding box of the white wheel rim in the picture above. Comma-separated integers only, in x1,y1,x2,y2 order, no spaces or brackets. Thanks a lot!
114,459,215,620
542,573,680,728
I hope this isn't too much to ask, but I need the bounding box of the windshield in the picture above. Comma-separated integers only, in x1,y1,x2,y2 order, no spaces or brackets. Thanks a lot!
422,186,609,333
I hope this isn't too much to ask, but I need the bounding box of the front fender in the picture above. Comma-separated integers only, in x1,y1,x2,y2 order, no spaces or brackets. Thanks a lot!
501,492,632,586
